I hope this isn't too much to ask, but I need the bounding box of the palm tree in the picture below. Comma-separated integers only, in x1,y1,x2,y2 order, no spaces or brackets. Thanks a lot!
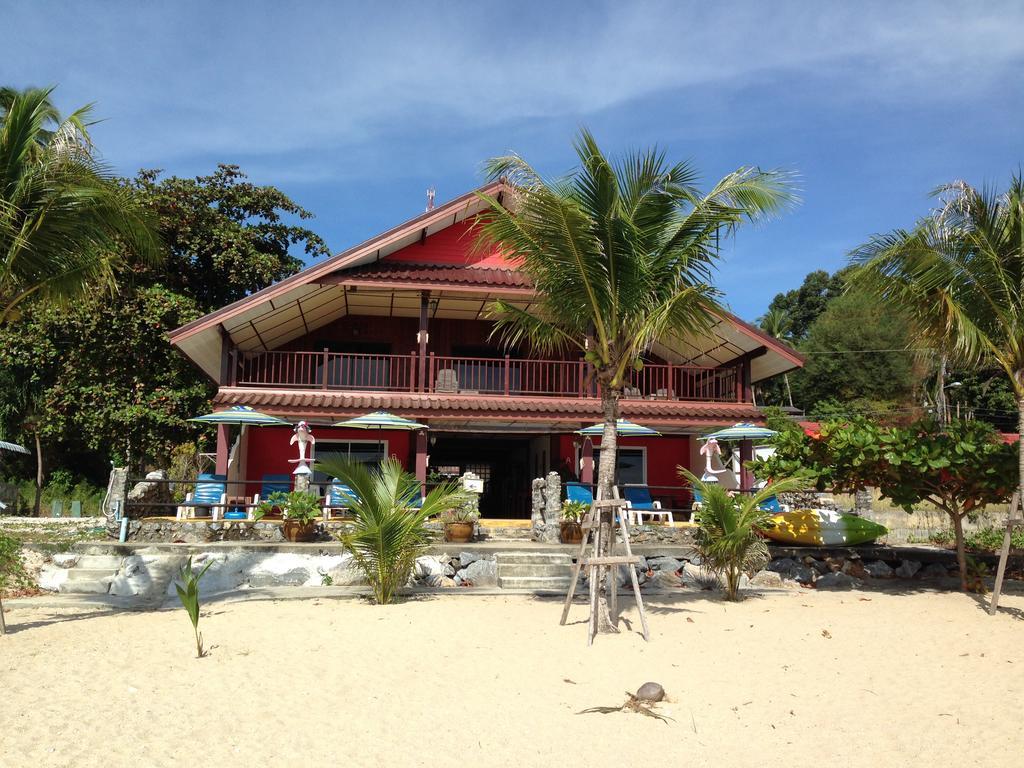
476,129,795,629
0,86,161,323
318,457,468,604
758,306,795,407
850,175,1024,527
681,468,805,600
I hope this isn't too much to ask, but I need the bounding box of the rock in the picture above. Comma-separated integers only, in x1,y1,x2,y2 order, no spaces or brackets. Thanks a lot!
864,560,894,579
424,573,445,587
461,558,497,587
37,564,68,592
443,564,456,577
815,572,860,589
919,562,949,579
895,560,922,578
459,550,481,567
647,556,682,573
634,555,649,573
636,682,665,702
842,560,868,579
804,557,829,574
126,470,172,516
317,554,366,586
440,576,456,588
750,570,784,588
414,556,445,578
768,558,814,584
51,552,80,568
249,567,310,587
652,569,683,589
825,556,846,573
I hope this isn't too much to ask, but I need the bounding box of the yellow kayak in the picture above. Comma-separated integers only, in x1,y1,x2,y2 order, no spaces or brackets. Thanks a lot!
762,509,887,546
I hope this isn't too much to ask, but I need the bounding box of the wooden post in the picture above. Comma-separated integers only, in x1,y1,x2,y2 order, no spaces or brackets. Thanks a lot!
409,352,417,392
503,355,510,396
989,492,1022,615
321,347,329,390
428,352,435,392
415,428,429,498
418,291,429,392
215,423,230,477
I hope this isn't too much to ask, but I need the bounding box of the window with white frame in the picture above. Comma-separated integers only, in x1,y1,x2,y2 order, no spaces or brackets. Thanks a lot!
590,447,647,486
313,440,388,493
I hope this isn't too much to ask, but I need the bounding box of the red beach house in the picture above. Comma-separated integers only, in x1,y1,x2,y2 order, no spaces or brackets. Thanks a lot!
168,183,803,518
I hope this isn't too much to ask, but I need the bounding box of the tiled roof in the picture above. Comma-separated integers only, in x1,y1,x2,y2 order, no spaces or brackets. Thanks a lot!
342,262,531,289
214,388,763,426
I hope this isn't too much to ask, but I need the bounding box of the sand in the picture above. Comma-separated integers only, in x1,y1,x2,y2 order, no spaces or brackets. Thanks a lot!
2,588,1022,767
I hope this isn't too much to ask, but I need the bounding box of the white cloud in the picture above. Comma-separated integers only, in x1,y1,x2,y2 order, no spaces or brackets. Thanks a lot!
3,0,1022,169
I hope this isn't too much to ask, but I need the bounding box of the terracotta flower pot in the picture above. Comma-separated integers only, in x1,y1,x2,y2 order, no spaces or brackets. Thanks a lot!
560,521,583,545
282,520,317,543
444,521,475,543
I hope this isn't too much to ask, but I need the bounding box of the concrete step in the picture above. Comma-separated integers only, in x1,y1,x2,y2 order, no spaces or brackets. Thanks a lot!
497,575,573,590
496,552,573,565
75,555,125,570
497,563,572,578
59,568,117,594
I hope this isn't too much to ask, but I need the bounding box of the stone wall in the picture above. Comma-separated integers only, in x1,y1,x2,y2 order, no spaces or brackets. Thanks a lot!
0,516,106,539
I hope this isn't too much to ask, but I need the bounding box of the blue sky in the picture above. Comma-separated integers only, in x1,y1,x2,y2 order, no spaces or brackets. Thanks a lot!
4,0,1023,320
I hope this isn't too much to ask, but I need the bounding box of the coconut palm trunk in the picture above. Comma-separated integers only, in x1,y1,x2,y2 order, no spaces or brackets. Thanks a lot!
594,386,620,631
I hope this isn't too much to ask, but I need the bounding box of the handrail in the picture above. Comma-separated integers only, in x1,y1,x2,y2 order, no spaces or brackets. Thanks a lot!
234,350,744,402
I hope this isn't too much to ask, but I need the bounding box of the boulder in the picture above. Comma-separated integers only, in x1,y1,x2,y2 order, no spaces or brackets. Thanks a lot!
249,568,310,588
317,554,366,586
895,560,922,579
459,550,481,567
863,560,894,579
804,557,829,574
768,558,814,584
919,562,949,579
126,470,173,516
460,558,497,587
647,556,682,573
634,555,649,573
37,564,68,592
652,569,683,589
815,572,860,589
51,552,80,568
750,570,784,589
841,560,868,579
413,556,445,578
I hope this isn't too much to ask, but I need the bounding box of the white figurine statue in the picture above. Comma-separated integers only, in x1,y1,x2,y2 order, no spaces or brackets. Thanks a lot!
290,421,316,466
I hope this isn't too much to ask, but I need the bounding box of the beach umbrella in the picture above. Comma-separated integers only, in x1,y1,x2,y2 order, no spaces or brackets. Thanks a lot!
188,405,290,426
332,411,427,430
699,422,777,443
575,418,660,437
0,440,30,455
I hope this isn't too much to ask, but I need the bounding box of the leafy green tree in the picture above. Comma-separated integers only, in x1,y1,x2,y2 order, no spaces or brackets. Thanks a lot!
319,457,467,605
0,162,327,484
680,468,805,600
790,290,920,415
763,267,850,342
129,165,329,310
758,307,794,407
476,130,794,631
850,175,1024,533
753,418,1015,590
0,86,161,323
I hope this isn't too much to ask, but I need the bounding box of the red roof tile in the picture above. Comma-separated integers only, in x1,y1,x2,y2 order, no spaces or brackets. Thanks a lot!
343,262,531,289
214,388,763,426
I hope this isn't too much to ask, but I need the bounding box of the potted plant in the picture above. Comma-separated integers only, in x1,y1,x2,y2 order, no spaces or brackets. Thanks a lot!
255,490,321,542
559,500,587,544
440,497,479,543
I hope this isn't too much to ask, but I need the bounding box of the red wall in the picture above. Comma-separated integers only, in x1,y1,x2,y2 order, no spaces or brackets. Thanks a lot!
554,433,695,506
244,426,413,494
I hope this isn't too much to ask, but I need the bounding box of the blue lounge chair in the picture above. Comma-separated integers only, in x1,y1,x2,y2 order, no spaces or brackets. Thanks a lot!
565,482,594,506
623,486,673,524
177,473,227,521
757,494,786,514
323,479,360,520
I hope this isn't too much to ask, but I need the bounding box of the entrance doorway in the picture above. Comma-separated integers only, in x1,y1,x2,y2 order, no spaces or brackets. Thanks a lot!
429,434,531,518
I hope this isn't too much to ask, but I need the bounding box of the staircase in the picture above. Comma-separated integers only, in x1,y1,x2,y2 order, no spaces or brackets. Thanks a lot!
496,551,574,591
42,553,124,594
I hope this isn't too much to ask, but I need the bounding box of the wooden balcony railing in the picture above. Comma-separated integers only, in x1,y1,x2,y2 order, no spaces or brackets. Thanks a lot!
233,350,744,402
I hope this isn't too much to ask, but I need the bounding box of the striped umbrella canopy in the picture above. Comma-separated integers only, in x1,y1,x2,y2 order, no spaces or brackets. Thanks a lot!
0,439,30,454
188,405,290,426
575,419,661,437
333,411,427,430
699,422,777,443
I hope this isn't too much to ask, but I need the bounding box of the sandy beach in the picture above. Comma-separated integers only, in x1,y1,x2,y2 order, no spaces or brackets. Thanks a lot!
2,588,1022,767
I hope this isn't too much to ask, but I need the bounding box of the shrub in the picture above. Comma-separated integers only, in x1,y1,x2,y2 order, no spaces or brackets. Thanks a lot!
253,490,321,524
439,496,479,524
318,457,467,604
680,468,806,600
561,500,588,522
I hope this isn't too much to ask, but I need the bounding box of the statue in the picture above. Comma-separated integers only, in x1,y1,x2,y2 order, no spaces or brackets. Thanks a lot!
289,421,316,476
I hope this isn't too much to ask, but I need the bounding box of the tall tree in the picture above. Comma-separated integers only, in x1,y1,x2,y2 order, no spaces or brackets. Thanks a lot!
0,86,161,323
850,175,1024,515
476,129,794,631
763,267,849,342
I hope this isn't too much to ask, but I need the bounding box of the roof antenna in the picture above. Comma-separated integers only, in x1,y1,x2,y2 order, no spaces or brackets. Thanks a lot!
425,186,436,212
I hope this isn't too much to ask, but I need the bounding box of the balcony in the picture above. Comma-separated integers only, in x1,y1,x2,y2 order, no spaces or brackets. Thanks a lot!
232,350,744,403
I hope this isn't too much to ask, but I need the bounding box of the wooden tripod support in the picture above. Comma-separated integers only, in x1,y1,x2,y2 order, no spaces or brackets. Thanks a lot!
989,491,1023,615
559,495,649,645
